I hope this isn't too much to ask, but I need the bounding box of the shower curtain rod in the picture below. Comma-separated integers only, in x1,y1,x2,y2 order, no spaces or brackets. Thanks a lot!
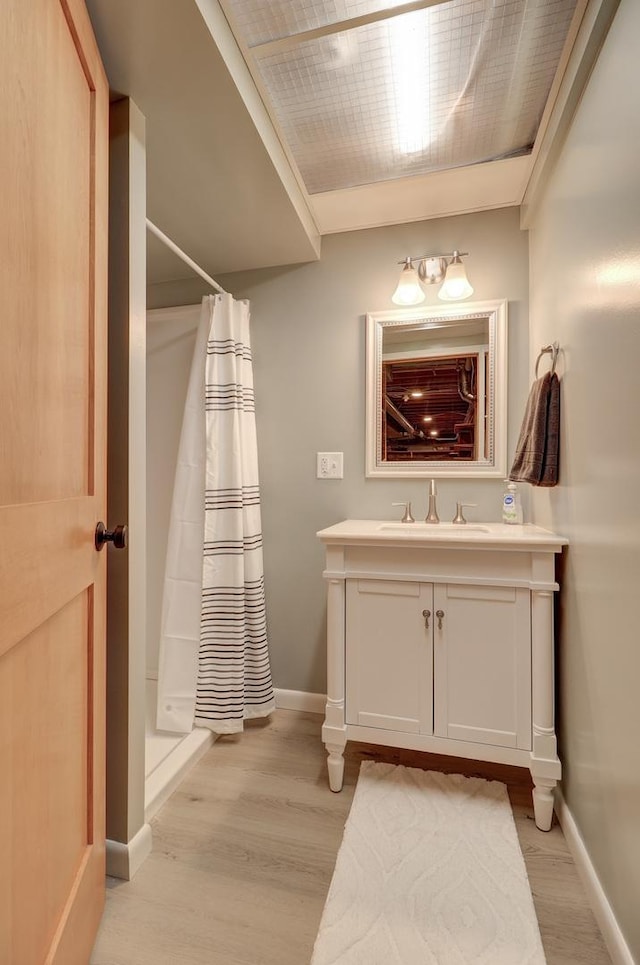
146,218,227,295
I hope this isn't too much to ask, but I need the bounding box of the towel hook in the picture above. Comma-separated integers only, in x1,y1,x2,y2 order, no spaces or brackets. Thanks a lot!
535,342,559,379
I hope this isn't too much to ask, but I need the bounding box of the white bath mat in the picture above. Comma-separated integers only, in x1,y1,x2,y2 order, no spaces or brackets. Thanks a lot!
312,762,546,965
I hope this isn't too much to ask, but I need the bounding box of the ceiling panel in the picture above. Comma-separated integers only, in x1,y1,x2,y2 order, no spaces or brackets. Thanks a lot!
86,0,610,270
223,0,410,46
229,0,579,194
86,0,321,283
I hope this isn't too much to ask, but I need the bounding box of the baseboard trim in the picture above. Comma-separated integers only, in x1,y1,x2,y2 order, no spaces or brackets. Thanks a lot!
554,790,635,965
106,823,153,881
274,688,326,715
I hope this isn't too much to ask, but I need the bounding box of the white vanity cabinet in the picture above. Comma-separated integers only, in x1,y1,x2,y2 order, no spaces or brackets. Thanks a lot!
317,520,568,830
347,578,531,748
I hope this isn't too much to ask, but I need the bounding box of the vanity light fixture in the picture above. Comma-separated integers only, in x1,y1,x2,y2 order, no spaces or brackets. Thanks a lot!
391,250,474,305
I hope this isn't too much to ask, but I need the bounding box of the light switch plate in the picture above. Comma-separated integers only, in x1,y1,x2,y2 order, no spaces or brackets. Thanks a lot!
317,452,344,479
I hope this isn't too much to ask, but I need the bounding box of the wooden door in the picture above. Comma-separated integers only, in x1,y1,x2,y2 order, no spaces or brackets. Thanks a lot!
433,584,532,749
0,1,108,962
345,579,433,734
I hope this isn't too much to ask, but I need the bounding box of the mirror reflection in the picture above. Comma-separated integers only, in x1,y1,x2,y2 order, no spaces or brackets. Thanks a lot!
365,302,507,478
382,318,488,462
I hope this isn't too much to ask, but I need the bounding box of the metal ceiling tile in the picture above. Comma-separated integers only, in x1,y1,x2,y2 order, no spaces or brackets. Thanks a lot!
225,0,579,194
223,0,410,47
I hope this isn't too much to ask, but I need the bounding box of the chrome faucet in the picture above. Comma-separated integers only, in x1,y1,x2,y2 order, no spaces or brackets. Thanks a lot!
452,501,477,524
392,501,415,523
425,479,440,524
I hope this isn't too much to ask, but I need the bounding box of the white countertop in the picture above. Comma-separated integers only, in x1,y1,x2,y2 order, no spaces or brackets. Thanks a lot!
316,519,568,551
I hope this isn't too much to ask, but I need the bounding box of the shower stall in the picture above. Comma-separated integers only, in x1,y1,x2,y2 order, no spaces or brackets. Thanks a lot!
144,303,214,820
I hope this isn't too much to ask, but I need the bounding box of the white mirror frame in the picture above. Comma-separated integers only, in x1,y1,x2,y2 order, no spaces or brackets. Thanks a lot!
365,299,508,478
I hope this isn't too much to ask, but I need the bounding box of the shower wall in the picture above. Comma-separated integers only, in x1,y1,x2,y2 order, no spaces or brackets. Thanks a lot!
146,304,201,677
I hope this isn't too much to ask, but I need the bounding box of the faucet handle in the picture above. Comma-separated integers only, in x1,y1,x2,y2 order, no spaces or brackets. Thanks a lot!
392,501,415,523
452,502,477,524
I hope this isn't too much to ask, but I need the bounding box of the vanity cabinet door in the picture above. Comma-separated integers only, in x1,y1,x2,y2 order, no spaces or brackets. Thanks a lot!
345,579,434,734
433,584,531,749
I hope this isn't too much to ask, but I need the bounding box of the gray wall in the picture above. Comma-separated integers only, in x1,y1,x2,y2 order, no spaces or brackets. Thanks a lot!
528,0,639,956
149,207,529,695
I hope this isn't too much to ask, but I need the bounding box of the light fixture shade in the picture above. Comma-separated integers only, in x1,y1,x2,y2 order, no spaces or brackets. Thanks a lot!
438,253,474,301
392,258,425,306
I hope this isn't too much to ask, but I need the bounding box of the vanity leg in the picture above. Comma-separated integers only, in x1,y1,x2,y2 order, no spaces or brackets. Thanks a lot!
530,587,561,832
323,571,347,792
532,777,557,831
325,738,347,792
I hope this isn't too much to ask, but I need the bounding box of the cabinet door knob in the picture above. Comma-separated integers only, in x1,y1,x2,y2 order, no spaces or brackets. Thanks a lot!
422,608,431,629
436,609,445,630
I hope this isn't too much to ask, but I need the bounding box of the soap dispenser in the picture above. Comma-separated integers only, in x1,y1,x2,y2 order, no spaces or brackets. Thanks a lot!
502,480,523,525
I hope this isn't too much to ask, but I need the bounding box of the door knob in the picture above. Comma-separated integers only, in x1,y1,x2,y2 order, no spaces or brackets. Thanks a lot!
422,608,431,629
436,609,445,630
95,522,128,551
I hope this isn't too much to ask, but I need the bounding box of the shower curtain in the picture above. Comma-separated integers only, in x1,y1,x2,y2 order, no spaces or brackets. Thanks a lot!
156,293,275,735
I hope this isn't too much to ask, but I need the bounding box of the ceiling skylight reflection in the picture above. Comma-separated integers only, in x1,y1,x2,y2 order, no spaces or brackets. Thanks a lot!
226,0,581,194
389,12,431,156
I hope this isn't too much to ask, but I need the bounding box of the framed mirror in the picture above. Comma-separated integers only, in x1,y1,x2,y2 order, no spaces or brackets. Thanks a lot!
365,300,507,478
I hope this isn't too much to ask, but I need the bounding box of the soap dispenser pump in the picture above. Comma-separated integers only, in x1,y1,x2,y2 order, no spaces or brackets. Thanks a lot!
502,480,523,525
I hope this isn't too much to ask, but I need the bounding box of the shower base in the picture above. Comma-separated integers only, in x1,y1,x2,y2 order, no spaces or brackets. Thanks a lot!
145,678,215,822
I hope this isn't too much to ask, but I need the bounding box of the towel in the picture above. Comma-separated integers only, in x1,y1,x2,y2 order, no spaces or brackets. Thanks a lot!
509,371,560,486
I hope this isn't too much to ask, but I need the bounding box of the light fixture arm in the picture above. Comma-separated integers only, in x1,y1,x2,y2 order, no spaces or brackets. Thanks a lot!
395,251,469,266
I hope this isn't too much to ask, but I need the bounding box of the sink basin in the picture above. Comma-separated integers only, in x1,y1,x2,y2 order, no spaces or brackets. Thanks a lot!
378,523,490,534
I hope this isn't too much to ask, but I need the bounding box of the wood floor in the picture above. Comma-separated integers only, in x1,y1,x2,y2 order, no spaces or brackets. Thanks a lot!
91,710,611,965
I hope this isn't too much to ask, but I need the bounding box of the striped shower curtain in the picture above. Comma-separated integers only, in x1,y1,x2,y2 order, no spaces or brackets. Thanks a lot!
156,293,275,735
194,293,275,732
